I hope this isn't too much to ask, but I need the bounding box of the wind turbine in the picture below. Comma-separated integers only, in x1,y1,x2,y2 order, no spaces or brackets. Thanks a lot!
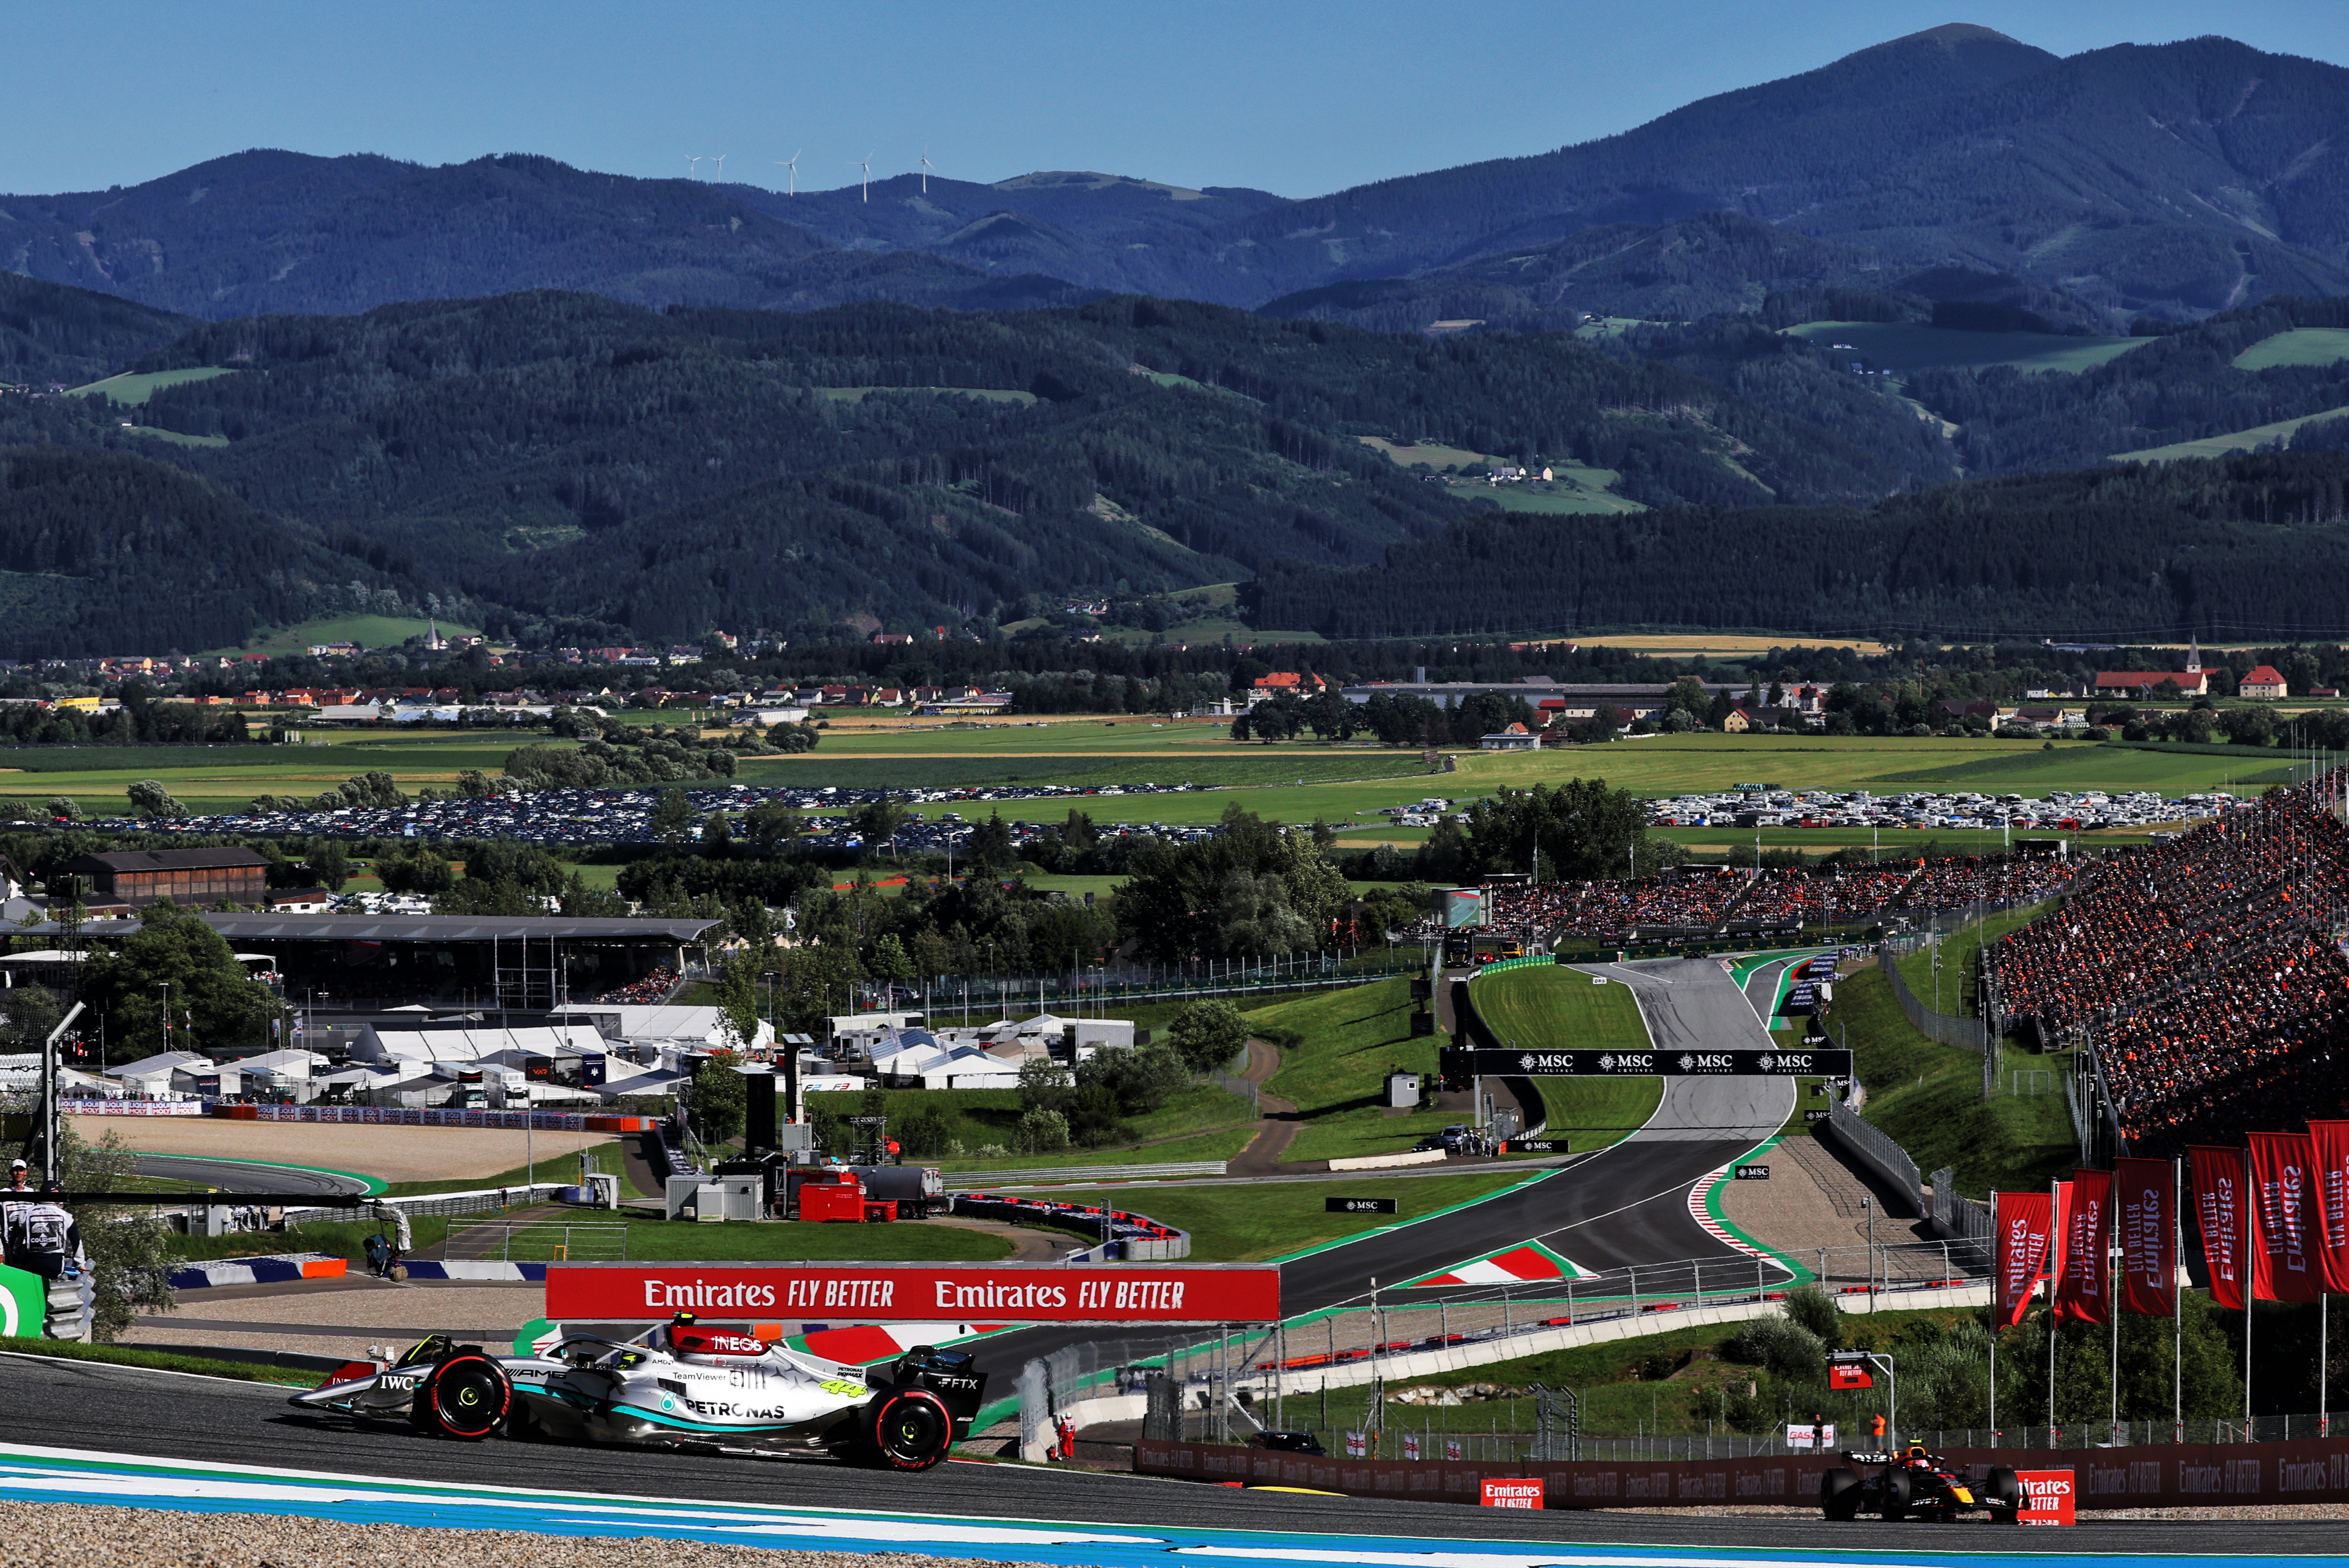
856,150,874,203
920,144,933,195
774,150,801,195
710,154,727,183
685,155,702,180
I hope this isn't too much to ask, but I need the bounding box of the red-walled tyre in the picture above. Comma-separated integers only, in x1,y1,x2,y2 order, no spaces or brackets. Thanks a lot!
410,1352,511,1440
862,1387,955,1472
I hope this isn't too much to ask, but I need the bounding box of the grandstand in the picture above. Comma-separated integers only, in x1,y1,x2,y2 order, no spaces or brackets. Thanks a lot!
1476,854,2074,946
1984,777,2349,1154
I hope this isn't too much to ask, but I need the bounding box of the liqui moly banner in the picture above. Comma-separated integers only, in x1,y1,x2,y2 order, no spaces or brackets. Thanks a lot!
2190,1145,2248,1310
2053,1169,2111,1324
2250,1131,2322,1303
545,1262,1281,1323
2310,1122,2349,1293
1994,1191,2054,1326
2114,1157,2177,1317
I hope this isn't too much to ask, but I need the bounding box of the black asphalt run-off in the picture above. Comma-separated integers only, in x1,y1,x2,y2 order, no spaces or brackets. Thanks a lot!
132,1155,373,1197
2,1355,2338,1556
970,957,1799,1381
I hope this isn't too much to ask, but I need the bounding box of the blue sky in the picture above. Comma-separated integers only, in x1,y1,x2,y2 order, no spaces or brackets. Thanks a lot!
6,0,2346,199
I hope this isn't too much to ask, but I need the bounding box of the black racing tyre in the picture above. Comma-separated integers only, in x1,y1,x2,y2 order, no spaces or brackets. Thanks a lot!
864,1387,955,1472
410,1352,511,1440
1985,1466,2023,1522
1819,1466,1862,1521
1880,1468,1913,1520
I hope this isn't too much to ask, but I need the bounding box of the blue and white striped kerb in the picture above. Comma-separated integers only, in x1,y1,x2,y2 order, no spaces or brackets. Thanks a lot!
0,1442,2325,1568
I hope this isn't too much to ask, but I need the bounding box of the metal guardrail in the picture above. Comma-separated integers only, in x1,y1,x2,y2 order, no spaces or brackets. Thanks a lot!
1822,1090,1924,1216
283,1182,570,1225
941,1160,1227,1187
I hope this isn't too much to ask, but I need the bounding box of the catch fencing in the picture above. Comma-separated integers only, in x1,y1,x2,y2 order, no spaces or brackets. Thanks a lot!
1876,945,1992,1053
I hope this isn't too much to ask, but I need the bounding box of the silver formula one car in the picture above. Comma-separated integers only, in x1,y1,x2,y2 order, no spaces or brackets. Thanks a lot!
288,1316,985,1471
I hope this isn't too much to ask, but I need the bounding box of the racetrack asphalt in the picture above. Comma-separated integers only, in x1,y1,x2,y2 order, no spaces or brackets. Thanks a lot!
966,958,1796,1385
4,1353,2342,1558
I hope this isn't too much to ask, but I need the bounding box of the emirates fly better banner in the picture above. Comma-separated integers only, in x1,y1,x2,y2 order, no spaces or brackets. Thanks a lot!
2053,1169,2111,1324
2249,1131,2322,1304
1994,1191,2055,1327
544,1262,1282,1323
2307,1121,2349,1293
2113,1157,2177,1317
2189,1144,2248,1310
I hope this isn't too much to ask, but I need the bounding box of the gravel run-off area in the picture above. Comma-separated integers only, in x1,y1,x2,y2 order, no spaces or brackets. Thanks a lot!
1,1500,1060,1568
67,1118,614,1183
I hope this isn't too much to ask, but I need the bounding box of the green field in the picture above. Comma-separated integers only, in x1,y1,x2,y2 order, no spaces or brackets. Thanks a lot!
121,425,230,449
2113,405,2349,463
2232,328,2349,371
1783,321,2148,374
1473,471,1644,516
1469,965,1664,1149
814,386,1037,406
200,613,486,657
64,367,238,405
1044,1171,1534,1261
1357,435,1497,471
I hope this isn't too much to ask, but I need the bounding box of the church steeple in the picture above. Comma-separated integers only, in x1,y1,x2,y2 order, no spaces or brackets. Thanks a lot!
2186,633,2201,673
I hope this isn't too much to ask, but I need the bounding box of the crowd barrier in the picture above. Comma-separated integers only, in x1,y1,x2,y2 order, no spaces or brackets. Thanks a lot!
1137,1434,2349,1510
58,1100,203,1117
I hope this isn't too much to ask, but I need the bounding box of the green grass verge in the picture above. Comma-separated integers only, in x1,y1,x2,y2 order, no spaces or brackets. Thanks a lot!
462,1214,1014,1261
0,1339,314,1386
1830,967,2075,1200
1254,978,1452,1162
176,1216,454,1266
1891,902,2054,1018
1042,1172,1528,1262
946,1127,1259,1172
374,1140,628,1199
1471,965,1664,1153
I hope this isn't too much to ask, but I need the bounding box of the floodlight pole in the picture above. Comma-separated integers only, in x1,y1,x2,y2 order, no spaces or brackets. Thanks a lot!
39,1003,86,1183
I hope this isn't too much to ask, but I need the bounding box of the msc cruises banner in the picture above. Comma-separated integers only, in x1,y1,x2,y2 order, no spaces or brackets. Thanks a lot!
1441,1047,1849,1077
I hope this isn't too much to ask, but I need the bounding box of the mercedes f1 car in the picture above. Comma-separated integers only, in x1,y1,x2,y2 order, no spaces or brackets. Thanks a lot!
1820,1445,2024,1522
288,1317,985,1471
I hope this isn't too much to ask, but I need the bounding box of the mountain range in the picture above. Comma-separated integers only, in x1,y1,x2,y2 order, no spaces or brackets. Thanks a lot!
8,26,2349,331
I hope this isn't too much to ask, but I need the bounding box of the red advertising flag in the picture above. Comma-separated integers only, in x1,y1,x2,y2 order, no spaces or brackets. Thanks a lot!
2048,1180,2073,1297
2053,1169,2112,1323
2189,1145,2248,1310
2249,1131,2323,1303
1994,1191,2055,1326
2307,1121,2349,1294
2113,1157,2177,1317
543,1262,1281,1323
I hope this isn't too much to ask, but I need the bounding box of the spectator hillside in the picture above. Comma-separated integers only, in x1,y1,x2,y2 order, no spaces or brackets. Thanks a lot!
1986,777,2349,1153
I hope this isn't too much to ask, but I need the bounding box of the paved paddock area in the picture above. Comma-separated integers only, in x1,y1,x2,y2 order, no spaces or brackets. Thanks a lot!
69,1117,614,1184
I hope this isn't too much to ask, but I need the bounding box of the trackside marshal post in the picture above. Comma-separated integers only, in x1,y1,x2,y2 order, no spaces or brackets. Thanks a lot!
545,1262,1281,1324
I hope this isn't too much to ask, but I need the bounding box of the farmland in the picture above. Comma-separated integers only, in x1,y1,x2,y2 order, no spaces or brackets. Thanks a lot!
1781,320,2150,375
2231,328,2349,371
63,367,239,405
0,724,2313,830
2113,405,2349,463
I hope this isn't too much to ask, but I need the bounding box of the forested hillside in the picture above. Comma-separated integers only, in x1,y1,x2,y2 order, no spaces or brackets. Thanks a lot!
1248,452,2349,640
0,289,1956,645
0,447,400,657
10,29,2349,328
0,274,192,386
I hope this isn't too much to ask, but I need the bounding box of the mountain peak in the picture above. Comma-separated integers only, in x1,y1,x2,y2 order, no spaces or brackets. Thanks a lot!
1880,23,2029,48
